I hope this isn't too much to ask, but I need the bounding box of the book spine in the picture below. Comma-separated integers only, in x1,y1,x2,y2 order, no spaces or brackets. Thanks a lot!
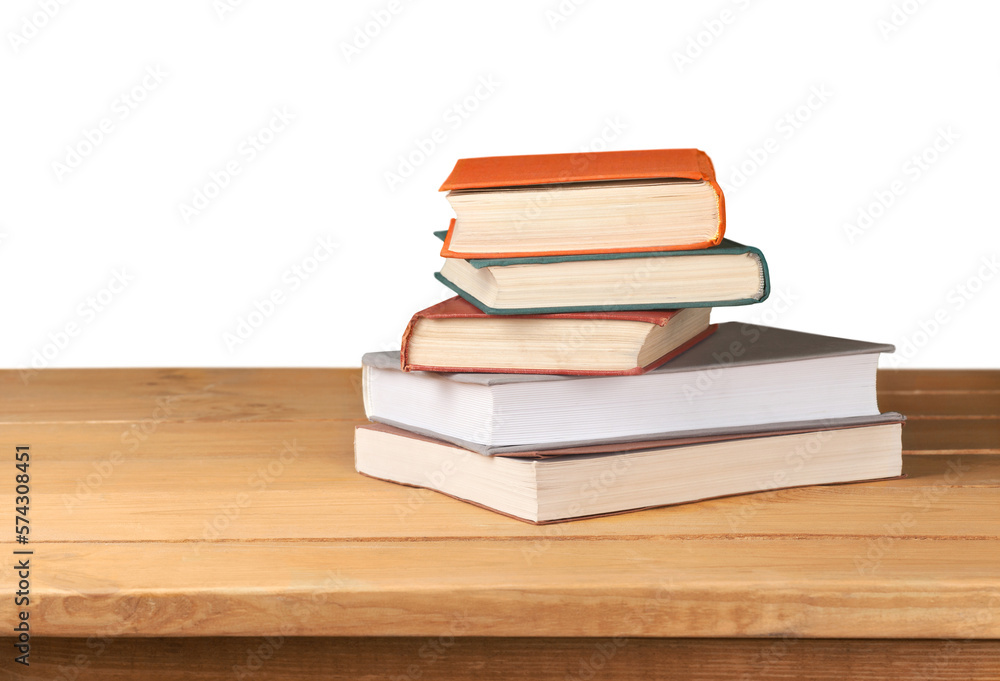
399,314,420,372
697,150,726,245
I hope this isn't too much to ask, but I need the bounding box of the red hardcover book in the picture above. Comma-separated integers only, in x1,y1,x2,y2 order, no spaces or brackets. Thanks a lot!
400,296,715,376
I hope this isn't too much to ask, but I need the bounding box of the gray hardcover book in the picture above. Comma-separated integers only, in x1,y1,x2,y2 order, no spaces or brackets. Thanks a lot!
362,322,895,453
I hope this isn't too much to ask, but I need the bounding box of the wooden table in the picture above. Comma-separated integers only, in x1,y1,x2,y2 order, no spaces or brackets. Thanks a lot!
1,368,998,679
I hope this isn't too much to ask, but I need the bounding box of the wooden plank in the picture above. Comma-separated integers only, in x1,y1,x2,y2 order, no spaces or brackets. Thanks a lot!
3,417,996,467
0,420,365,462
0,368,366,424
7,417,998,460
879,369,1000,393
19,487,1000,541
4,539,1000,638
904,419,1000,454
4,368,998,425
18,479,1000,542
6,637,1000,681
5,417,994,471
880,392,1000,418
3,420,997,541
11,442,1000,490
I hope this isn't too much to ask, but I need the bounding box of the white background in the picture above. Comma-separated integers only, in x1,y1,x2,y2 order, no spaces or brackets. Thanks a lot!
2,0,998,369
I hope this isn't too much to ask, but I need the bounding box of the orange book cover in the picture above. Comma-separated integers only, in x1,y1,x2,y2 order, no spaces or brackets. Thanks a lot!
438,148,726,258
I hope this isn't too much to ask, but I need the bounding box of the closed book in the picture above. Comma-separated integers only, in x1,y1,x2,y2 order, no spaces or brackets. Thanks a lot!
399,296,714,376
432,233,769,314
438,148,726,258
365,322,895,453
354,418,905,524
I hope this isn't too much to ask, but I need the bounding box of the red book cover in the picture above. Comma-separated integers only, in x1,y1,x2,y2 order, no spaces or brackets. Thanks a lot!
400,296,716,376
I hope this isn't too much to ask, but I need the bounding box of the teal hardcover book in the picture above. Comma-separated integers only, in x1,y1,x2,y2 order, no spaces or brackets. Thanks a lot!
432,232,770,315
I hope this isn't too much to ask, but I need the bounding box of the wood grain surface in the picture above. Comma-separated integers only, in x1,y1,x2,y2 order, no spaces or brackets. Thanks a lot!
0,368,997,678
9,637,1000,681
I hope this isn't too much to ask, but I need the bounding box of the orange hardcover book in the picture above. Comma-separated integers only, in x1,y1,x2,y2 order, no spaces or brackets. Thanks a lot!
438,148,726,259
399,296,715,376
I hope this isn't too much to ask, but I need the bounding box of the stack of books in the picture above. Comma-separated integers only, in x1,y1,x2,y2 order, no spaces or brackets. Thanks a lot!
355,149,904,524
